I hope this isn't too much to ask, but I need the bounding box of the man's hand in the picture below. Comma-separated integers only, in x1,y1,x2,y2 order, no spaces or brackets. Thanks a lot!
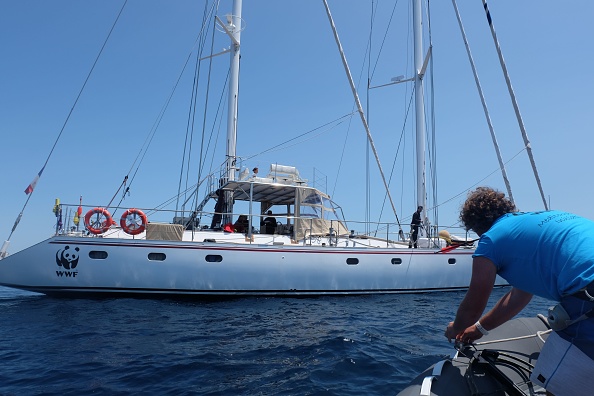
456,324,484,344
445,321,460,343
445,321,484,344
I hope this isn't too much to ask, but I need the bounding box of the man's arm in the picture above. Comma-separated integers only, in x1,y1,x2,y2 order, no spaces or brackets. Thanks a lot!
445,257,496,341
445,255,533,343
477,287,533,330
452,287,533,344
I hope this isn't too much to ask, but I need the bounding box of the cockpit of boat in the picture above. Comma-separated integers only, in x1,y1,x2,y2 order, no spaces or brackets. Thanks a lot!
204,164,349,239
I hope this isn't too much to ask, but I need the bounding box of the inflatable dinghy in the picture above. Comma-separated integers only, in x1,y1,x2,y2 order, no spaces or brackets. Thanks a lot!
397,316,551,396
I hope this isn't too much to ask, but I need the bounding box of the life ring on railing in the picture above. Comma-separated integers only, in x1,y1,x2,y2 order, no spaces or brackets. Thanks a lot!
120,208,148,235
84,208,114,235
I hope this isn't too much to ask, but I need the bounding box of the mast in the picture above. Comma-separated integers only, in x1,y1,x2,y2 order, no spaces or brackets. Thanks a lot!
412,0,427,221
224,0,242,222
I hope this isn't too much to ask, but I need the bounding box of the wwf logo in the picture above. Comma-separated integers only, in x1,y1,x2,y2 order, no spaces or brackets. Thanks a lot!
56,245,80,270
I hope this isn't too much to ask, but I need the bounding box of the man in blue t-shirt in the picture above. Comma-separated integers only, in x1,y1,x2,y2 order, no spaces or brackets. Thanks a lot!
444,186,594,396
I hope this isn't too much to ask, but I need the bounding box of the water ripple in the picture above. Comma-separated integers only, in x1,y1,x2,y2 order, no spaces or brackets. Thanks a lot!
0,288,551,395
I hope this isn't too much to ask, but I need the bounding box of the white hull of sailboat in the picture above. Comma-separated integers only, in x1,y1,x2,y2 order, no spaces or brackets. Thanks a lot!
0,236,500,297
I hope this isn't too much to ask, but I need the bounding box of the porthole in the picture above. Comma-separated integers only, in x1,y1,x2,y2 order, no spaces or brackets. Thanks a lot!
205,255,223,263
148,252,166,261
346,258,359,265
391,258,402,265
89,251,108,260
448,258,456,265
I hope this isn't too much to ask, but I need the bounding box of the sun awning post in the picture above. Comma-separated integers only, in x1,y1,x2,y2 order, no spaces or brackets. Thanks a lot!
248,182,254,240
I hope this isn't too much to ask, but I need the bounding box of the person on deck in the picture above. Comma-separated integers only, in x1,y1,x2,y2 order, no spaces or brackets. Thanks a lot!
233,215,249,234
409,205,423,248
210,189,225,229
444,186,594,396
262,210,277,234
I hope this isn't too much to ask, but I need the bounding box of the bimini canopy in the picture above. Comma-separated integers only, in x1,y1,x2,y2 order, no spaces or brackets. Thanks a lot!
222,179,347,240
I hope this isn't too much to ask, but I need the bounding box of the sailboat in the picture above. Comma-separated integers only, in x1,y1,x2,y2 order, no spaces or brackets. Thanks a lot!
0,0,518,297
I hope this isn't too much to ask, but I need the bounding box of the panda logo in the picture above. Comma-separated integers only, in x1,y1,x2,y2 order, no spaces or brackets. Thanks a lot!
56,245,80,270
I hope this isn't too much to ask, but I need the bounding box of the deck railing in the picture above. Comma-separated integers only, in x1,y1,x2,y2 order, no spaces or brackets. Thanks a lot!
55,203,475,248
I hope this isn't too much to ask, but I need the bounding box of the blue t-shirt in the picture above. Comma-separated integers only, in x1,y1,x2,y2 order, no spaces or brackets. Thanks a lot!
473,211,594,301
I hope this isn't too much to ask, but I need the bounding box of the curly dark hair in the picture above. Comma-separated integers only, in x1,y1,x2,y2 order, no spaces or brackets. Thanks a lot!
460,187,516,235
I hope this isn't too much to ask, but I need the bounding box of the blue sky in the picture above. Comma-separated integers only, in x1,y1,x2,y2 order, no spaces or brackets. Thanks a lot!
1,0,593,253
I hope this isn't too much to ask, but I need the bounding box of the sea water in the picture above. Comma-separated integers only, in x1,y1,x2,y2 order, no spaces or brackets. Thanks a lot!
0,287,550,395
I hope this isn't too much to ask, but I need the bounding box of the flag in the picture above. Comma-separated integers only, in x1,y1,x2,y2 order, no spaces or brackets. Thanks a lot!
24,165,45,195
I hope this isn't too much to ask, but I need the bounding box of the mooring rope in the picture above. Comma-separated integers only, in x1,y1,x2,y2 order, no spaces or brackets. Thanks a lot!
474,329,552,346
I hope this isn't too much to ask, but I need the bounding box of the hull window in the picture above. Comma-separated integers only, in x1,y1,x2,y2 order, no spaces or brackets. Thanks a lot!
346,258,359,265
205,255,223,263
89,251,108,260
448,258,456,265
391,258,402,265
148,253,166,261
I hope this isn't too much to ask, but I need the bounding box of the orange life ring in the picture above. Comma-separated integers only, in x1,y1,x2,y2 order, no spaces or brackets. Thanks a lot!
84,208,113,235
120,208,148,235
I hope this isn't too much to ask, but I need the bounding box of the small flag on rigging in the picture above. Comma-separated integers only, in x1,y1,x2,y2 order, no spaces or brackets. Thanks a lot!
24,165,46,195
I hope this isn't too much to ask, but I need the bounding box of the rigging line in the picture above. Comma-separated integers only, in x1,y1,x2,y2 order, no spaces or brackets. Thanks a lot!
177,1,214,216
242,112,356,161
331,105,356,198
177,49,201,215
105,175,129,217
451,0,514,205
206,71,231,176
375,88,415,236
365,1,375,234
427,0,439,227
139,173,215,220
51,0,128,172
179,19,207,213
4,0,128,245
323,0,403,232
430,61,439,226
481,0,548,210
369,0,400,81
121,1,219,197
186,2,219,213
394,0,414,226
127,1,219,178
333,0,376,199
436,146,528,211
253,122,349,158
146,176,210,217
193,7,221,214
474,330,552,346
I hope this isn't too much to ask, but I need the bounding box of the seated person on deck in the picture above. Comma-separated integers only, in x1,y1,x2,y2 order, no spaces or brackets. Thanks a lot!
261,211,277,234
233,215,249,233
